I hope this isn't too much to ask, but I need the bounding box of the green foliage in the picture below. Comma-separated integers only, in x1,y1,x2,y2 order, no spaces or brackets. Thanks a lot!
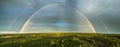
0,33,120,47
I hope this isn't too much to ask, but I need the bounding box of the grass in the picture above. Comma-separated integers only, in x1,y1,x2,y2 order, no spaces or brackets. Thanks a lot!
0,33,120,47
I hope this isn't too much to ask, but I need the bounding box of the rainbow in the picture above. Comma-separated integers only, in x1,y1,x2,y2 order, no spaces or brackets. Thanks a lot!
19,3,96,33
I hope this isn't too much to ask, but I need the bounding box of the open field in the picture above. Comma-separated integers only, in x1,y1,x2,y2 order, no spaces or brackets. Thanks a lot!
0,33,120,47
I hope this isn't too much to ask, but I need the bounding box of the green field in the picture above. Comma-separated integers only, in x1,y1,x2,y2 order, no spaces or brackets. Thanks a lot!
0,33,120,47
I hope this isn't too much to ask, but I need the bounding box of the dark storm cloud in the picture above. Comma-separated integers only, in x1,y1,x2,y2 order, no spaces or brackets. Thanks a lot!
81,0,120,33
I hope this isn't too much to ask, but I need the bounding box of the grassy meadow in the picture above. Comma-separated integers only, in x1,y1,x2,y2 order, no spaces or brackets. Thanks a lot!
0,33,120,47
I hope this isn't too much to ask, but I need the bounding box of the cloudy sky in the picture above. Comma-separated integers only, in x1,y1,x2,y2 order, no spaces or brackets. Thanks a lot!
0,0,120,34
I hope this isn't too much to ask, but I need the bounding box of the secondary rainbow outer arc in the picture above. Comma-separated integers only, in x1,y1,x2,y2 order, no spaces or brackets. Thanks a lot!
19,3,96,33
6,8,27,32
96,17,109,33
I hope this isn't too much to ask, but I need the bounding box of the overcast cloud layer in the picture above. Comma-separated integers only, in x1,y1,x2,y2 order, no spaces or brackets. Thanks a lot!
0,0,120,34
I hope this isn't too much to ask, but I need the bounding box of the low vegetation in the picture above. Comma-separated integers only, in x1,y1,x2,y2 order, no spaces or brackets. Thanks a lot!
0,33,120,47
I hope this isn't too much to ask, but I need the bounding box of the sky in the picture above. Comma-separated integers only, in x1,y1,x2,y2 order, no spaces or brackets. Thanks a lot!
0,0,120,34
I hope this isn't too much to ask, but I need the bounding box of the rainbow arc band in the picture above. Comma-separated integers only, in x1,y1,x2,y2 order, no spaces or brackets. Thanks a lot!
19,3,96,33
